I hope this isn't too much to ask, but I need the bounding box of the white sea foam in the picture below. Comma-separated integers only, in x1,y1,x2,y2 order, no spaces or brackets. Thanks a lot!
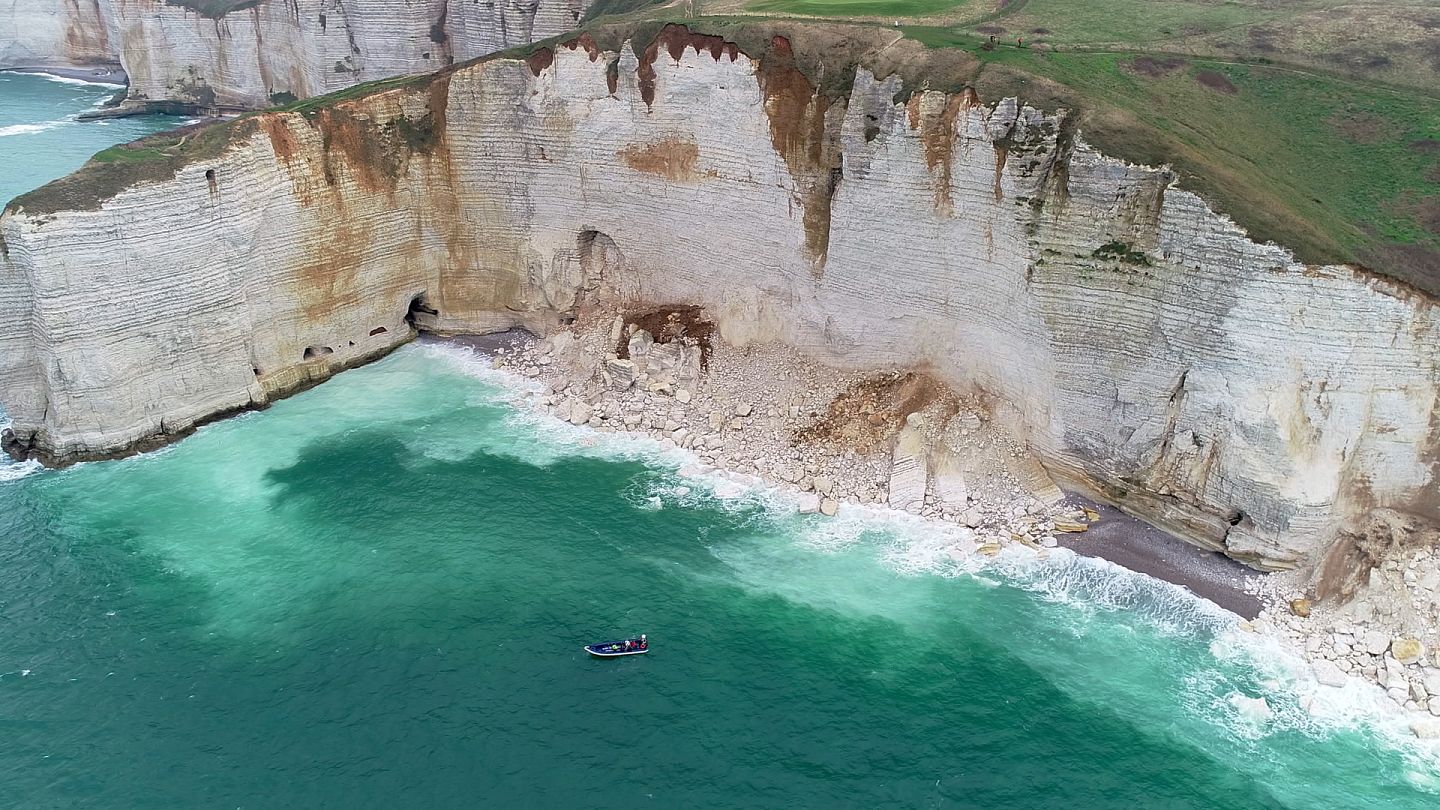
1207,625,1440,773
37,73,125,88
0,459,42,482
0,121,64,137
0,415,43,481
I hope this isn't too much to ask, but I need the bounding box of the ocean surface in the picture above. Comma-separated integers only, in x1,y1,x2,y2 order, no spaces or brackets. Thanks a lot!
2,71,1438,809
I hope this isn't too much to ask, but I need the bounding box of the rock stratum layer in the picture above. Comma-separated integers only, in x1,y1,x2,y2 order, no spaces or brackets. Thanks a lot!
0,0,589,108
3,26,1438,584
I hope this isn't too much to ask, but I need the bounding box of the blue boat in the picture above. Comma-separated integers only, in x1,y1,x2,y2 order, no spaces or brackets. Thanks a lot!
585,635,649,657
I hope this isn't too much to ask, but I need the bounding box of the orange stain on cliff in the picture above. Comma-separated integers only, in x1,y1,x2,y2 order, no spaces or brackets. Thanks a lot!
296,219,368,321
287,74,463,322
911,88,976,216
619,138,701,181
756,33,840,271
312,106,394,194
261,115,300,164
993,145,1009,202
260,114,329,206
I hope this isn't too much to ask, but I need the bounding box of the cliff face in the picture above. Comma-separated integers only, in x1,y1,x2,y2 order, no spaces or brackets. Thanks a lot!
115,0,593,109
0,0,118,68
0,0,589,109
4,28,1439,578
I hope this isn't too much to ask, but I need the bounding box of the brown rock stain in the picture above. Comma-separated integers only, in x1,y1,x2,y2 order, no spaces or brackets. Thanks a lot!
619,138,701,181
993,145,1009,202
280,75,460,322
563,33,603,62
261,115,301,164
62,0,111,61
756,34,842,272
526,47,555,77
910,89,975,216
295,219,369,321
312,106,397,194
798,372,956,453
636,25,740,111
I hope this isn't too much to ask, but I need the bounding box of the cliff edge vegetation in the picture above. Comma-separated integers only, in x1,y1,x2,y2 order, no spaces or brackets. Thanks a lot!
12,2,1438,290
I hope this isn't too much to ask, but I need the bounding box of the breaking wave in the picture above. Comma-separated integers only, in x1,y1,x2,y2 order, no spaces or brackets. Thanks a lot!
0,121,65,137
37,72,125,88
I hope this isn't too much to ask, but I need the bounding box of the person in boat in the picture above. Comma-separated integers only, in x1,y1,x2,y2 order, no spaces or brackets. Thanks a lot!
639,635,647,650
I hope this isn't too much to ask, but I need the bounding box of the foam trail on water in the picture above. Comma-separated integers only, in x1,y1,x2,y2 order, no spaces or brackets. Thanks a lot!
0,414,41,482
37,73,125,88
0,122,65,137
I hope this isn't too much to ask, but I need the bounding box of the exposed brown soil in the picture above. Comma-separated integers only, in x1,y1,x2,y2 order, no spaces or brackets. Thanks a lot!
1412,138,1440,155
261,116,300,164
562,32,604,62
1125,56,1187,78
1416,196,1440,234
796,371,954,454
1194,69,1238,94
1328,111,1387,144
525,47,554,77
636,24,741,109
1425,164,1440,183
619,137,701,180
617,305,716,369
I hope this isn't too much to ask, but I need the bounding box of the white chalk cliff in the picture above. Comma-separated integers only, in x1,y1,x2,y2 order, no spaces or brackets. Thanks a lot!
0,0,590,108
0,0,118,69
3,26,1438,585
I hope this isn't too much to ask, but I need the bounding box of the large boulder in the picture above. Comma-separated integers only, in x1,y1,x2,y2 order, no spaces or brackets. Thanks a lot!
1393,638,1425,665
888,418,928,513
1313,659,1348,688
605,358,638,391
1412,718,1440,739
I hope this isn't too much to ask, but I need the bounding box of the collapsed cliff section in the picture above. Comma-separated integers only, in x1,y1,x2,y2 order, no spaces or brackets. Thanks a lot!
4,22,1440,592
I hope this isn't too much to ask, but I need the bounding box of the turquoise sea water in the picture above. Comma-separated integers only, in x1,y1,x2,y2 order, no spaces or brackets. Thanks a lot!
2,72,1439,808
0,72,176,205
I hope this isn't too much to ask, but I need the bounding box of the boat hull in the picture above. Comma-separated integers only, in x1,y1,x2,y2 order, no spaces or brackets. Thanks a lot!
584,640,649,658
585,648,648,658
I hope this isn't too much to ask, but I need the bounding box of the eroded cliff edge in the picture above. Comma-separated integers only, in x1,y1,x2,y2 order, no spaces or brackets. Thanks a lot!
3,24,1438,586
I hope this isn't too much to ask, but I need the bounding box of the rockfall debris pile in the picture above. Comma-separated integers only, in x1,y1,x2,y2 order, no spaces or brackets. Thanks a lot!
487,306,1094,556
1248,547,1440,738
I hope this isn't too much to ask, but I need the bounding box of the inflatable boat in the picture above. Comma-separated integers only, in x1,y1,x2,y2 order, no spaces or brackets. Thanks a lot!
585,637,649,657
